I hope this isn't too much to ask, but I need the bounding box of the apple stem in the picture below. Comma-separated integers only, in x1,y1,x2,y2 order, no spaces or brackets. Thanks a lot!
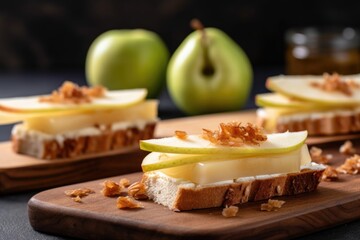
190,19,215,76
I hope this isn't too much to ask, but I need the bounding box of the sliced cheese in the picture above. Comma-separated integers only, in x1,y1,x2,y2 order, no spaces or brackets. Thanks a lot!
154,144,310,184
23,100,158,134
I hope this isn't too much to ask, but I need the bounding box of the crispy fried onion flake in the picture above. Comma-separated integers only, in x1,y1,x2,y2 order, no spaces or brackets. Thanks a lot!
39,81,106,104
202,122,267,147
310,72,359,96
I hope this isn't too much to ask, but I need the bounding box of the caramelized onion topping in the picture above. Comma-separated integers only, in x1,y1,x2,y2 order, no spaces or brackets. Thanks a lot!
310,72,359,96
39,81,106,104
202,122,267,146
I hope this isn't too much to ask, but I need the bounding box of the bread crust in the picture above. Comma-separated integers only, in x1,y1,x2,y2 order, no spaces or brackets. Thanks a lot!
142,168,324,211
12,122,156,159
257,109,360,135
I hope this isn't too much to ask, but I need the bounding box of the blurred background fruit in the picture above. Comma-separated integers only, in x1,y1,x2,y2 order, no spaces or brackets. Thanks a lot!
167,19,252,115
85,29,169,98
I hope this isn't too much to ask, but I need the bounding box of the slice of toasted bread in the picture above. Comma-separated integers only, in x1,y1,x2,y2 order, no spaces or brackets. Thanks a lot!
142,163,325,211
256,108,360,136
12,121,156,159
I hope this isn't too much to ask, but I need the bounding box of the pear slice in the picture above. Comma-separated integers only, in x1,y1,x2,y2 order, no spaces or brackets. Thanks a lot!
141,144,311,172
256,93,330,110
142,152,255,172
23,100,158,134
144,145,311,184
266,74,360,106
140,131,307,155
0,88,147,113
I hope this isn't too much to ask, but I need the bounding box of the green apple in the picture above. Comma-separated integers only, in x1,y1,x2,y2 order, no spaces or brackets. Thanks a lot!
266,74,360,106
85,29,169,98
167,20,253,115
140,130,307,155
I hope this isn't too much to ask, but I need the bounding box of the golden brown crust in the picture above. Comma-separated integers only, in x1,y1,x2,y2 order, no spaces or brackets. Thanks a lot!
12,123,156,159
143,168,324,211
257,110,360,136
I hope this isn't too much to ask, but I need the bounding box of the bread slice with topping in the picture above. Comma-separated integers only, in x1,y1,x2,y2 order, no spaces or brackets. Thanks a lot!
139,122,325,211
1,81,158,159
142,164,324,211
256,73,360,135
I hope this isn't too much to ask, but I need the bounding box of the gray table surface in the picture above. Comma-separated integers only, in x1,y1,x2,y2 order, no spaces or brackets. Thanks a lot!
0,70,359,240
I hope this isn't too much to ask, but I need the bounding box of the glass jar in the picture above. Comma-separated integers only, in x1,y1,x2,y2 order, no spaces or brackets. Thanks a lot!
285,27,360,75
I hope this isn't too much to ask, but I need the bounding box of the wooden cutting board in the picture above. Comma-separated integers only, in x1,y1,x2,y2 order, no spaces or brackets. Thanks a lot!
28,139,360,240
0,110,256,194
2,110,360,194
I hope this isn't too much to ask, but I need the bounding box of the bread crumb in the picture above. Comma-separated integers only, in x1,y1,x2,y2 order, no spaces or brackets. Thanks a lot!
310,146,331,164
128,181,148,200
337,154,360,175
175,130,188,140
260,199,285,211
339,140,356,155
101,180,123,197
322,166,339,181
119,178,131,188
73,195,82,203
117,196,144,209
64,188,95,203
202,122,267,147
222,205,239,217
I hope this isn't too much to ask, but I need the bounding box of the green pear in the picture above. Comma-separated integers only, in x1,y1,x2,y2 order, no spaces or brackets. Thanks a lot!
167,20,253,115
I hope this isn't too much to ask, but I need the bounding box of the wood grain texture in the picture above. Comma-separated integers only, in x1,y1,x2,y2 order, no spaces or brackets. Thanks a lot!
28,140,360,240
0,143,147,194
2,109,360,194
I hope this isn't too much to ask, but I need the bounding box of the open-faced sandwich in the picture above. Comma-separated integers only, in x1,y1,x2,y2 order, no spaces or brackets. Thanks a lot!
256,73,360,136
0,81,158,159
139,122,325,211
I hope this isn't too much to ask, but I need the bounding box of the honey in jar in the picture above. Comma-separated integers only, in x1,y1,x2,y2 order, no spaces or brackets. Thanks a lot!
285,27,360,75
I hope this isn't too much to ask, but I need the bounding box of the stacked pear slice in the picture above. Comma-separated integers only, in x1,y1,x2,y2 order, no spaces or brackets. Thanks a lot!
140,131,312,184
0,89,148,125
0,88,160,136
255,74,360,132
256,74,360,111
